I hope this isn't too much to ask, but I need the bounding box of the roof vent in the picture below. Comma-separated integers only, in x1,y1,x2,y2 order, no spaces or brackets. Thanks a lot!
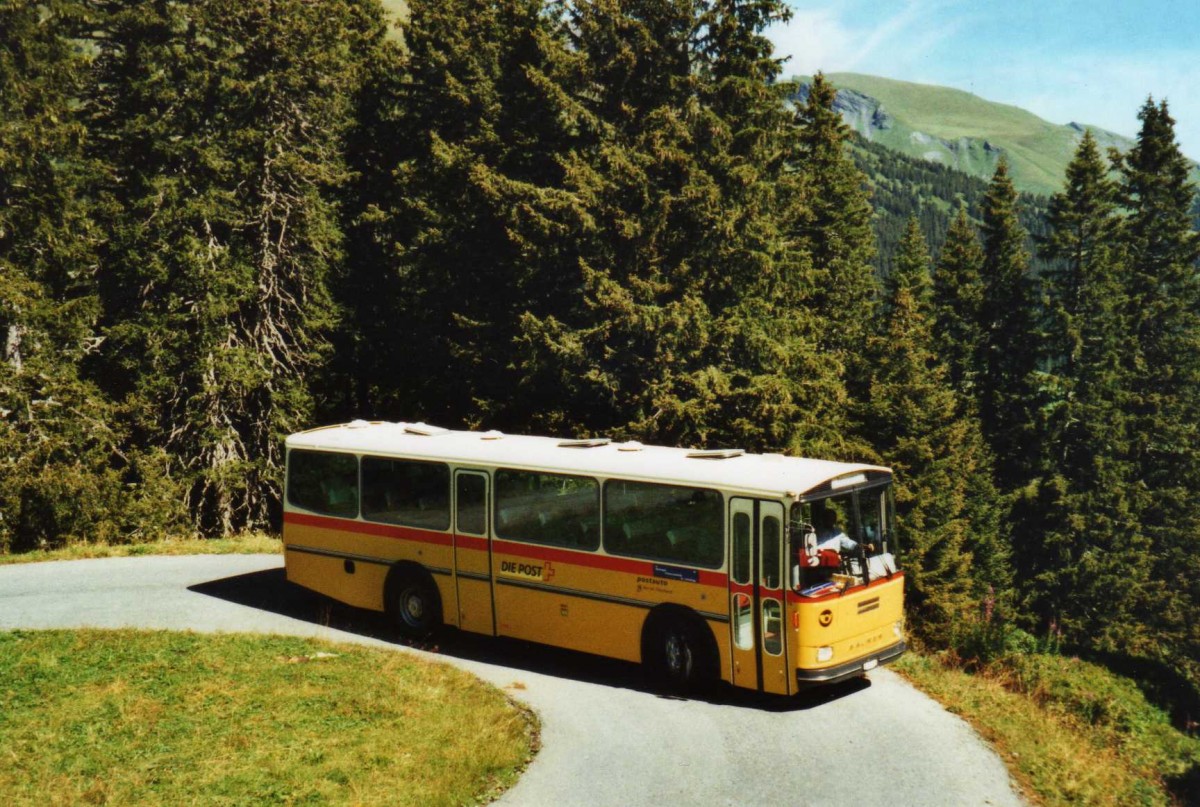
617,441,644,452
686,448,745,460
404,422,449,436
830,472,867,490
347,419,372,429
480,430,504,441
558,438,611,448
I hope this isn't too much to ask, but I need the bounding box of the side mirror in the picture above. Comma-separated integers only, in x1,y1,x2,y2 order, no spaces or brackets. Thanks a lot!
804,528,818,558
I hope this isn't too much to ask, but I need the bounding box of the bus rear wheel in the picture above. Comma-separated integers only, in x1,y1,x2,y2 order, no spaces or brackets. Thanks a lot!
390,570,442,640
643,611,712,694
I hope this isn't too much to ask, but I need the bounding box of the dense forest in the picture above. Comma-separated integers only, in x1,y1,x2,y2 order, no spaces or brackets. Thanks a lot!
2,0,1198,697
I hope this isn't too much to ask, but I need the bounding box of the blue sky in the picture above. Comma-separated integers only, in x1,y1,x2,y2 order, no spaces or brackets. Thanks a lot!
767,0,1200,158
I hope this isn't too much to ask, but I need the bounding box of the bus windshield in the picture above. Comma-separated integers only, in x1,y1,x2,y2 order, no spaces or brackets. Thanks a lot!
789,485,898,596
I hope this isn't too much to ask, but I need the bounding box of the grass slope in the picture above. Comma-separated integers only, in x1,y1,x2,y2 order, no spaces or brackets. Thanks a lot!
819,72,1152,197
897,652,1200,806
0,630,537,806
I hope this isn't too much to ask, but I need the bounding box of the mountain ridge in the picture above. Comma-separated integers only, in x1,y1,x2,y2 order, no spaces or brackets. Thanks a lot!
798,72,1196,197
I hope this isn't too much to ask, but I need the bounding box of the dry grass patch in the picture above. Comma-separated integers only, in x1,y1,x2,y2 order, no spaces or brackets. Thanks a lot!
0,533,281,565
0,630,537,806
896,652,1200,806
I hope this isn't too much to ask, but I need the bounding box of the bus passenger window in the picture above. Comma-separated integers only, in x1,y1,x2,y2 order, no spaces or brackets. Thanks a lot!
494,470,600,550
603,481,723,568
287,450,358,518
361,457,450,530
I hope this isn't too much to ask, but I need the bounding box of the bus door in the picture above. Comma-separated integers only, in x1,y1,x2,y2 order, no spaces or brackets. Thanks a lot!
729,498,790,695
453,470,495,635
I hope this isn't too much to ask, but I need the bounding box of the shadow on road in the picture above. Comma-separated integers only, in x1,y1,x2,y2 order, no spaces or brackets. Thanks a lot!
190,567,870,712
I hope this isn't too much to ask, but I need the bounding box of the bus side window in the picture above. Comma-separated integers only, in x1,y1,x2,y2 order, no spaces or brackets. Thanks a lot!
494,470,600,550
602,481,723,568
287,450,358,518
361,457,450,531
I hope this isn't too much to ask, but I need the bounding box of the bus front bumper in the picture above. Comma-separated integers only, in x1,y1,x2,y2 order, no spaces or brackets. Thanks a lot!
795,640,907,688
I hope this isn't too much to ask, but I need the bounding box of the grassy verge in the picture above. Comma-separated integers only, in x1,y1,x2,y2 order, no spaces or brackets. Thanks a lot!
0,533,282,565
0,630,537,806
895,652,1200,806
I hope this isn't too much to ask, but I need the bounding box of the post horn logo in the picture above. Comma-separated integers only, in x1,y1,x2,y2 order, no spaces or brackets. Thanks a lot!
819,609,833,627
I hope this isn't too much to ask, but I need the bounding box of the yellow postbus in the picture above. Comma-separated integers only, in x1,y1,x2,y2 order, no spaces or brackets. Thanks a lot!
282,420,906,695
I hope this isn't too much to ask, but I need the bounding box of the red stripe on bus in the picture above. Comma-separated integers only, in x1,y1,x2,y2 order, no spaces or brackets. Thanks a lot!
283,511,454,547
491,540,728,587
281,512,727,587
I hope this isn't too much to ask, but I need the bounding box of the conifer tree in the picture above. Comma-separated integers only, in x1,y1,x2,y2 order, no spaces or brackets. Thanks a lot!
514,0,846,452
1115,98,1200,672
976,159,1041,490
1017,131,1146,647
91,0,385,534
0,0,175,550
931,206,985,393
344,0,597,433
787,70,883,434
866,218,1004,640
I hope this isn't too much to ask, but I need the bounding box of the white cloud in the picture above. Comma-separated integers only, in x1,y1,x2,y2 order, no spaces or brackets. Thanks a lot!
966,51,1200,159
768,1,967,77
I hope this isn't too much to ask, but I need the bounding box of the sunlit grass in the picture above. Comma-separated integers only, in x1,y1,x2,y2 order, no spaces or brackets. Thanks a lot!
0,630,538,806
0,533,282,566
896,652,1200,806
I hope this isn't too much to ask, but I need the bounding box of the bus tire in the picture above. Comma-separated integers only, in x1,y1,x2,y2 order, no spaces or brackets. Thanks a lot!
387,565,442,640
642,607,715,694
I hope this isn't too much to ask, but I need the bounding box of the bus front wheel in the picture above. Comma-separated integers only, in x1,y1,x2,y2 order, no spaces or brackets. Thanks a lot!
389,569,442,640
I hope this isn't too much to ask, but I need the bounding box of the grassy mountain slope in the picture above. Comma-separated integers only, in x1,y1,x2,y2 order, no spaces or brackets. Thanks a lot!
808,72,1191,197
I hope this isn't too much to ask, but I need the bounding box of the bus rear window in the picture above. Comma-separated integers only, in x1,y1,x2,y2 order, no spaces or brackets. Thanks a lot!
494,470,599,550
361,457,450,531
603,481,723,568
287,450,358,518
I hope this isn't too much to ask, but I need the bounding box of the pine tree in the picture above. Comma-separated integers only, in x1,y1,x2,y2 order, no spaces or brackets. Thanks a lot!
976,159,1041,490
931,205,986,393
1115,98,1200,674
866,218,1004,640
90,0,385,534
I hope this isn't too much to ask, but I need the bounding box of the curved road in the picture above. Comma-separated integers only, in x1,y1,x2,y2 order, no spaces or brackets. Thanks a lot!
0,555,1024,806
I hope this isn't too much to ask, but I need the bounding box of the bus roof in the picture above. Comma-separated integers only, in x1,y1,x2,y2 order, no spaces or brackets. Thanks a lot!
285,421,890,500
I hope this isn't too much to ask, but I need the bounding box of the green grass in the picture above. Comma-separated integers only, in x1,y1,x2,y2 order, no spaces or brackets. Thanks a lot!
815,72,1141,196
896,651,1200,806
0,630,538,806
0,533,282,566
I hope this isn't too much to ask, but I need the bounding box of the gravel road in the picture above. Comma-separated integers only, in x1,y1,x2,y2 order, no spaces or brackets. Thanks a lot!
0,555,1025,806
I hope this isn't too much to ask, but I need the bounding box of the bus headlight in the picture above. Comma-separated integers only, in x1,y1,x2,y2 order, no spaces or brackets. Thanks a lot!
894,620,904,638
817,646,833,662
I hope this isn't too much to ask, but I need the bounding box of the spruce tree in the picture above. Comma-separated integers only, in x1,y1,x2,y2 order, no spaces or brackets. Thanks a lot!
976,159,1041,490
866,218,1004,641
514,0,847,452
787,71,879,420
343,0,595,433
1018,131,1146,648
90,0,385,534
0,0,175,550
1115,98,1200,673
931,205,986,393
